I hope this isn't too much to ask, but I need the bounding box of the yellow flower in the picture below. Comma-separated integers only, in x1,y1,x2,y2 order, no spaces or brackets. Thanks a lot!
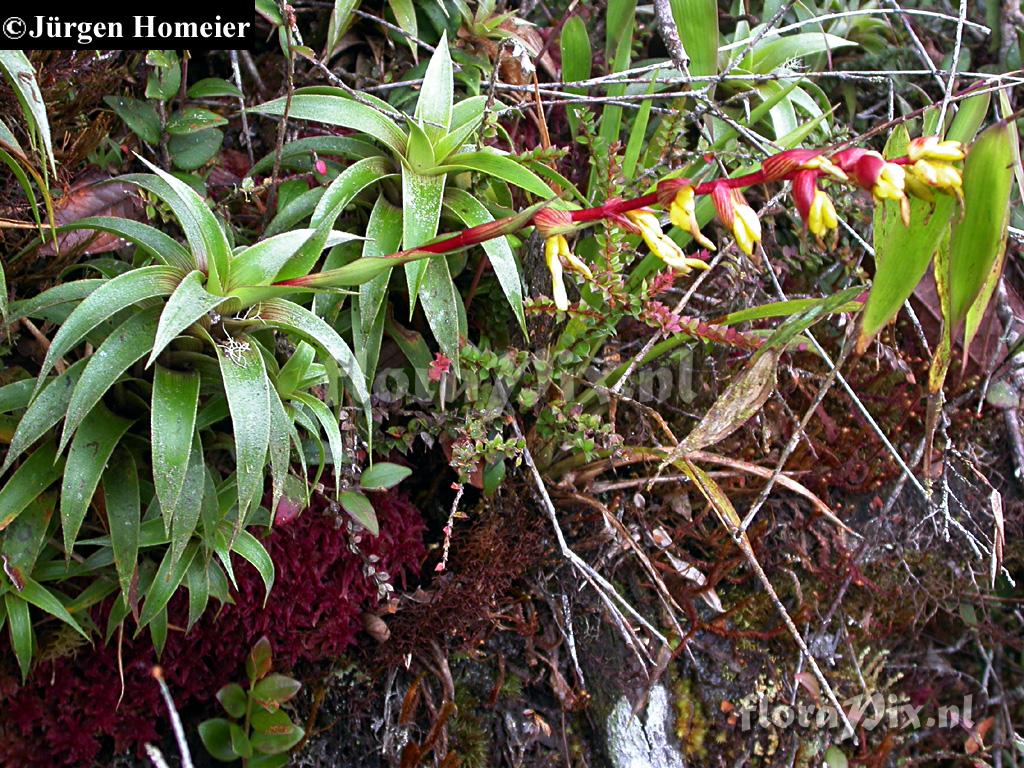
801,154,849,182
731,202,762,256
907,136,966,163
872,161,906,202
625,209,711,273
668,186,716,250
544,234,592,311
807,189,838,238
909,159,963,195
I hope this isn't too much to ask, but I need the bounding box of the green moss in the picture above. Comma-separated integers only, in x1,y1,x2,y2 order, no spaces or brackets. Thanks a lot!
673,675,710,760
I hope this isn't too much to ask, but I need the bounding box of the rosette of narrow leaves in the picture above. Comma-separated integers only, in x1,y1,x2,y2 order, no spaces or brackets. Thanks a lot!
0,155,421,674
250,33,557,376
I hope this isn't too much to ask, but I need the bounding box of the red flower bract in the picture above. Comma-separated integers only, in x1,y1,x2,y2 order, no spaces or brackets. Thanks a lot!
0,492,425,767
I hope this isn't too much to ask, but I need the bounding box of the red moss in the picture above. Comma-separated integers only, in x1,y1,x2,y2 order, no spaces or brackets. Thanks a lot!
0,492,424,767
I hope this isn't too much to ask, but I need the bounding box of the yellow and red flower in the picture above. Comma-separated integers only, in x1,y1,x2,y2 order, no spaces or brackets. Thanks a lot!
624,208,712,273
710,185,762,256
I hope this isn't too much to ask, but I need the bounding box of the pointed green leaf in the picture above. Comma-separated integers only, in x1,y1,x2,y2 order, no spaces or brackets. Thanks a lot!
20,577,88,638
5,594,33,680
232,530,275,606
61,405,133,555
60,306,160,451
251,94,407,157
359,195,403,340
169,432,206,567
291,392,343,493
360,462,412,490
138,541,198,631
0,51,55,174
149,271,230,365
266,385,293,519
0,442,64,531
216,338,270,522
0,493,54,580
402,167,445,310
151,365,201,522
1,361,85,475
58,216,194,272
339,490,378,535
6,280,102,324
35,265,183,391
433,150,554,198
414,32,453,142
103,450,140,602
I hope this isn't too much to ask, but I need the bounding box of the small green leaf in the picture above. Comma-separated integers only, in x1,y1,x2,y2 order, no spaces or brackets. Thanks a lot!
199,718,239,762
250,709,304,755
166,107,228,135
360,462,412,490
340,491,378,535
187,78,243,99
232,530,275,606
247,636,273,682
217,683,248,719
252,673,302,711
414,32,453,142
169,129,223,171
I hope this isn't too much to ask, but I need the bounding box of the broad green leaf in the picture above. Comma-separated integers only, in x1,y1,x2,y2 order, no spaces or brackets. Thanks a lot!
360,462,412,490
591,0,635,197
266,386,293,518
217,683,248,719
251,94,407,157
276,341,319,397
948,119,1017,336
103,450,140,602
232,530,275,606
199,719,239,762
252,673,301,711
267,251,429,293
60,307,160,451
0,442,64,530
947,91,991,144
230,230,320,289
151,366,201,529
560,15,591,134
137,541,198,631
216,339,271,523
145,50,181,100
444,187,525,333
735,33,856,73
404,120,435,173
255,298,370,413
340,490,378,535
169,129,224,171
35,266,182,391
419,256,462,371
132,157,233,294
263,187,325,238
433,96,488,162
414,32,453,142
5,594,33,680
166,107,228,135
0,51,55,173
149,271,230,365
61,405,133,555
58,216,194,272
432,150,554,198
251,709,304,754
187,77,243,99
0,494,54,579
0,379,37,414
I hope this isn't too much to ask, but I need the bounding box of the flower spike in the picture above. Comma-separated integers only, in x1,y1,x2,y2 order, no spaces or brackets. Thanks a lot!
907,136,966,163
